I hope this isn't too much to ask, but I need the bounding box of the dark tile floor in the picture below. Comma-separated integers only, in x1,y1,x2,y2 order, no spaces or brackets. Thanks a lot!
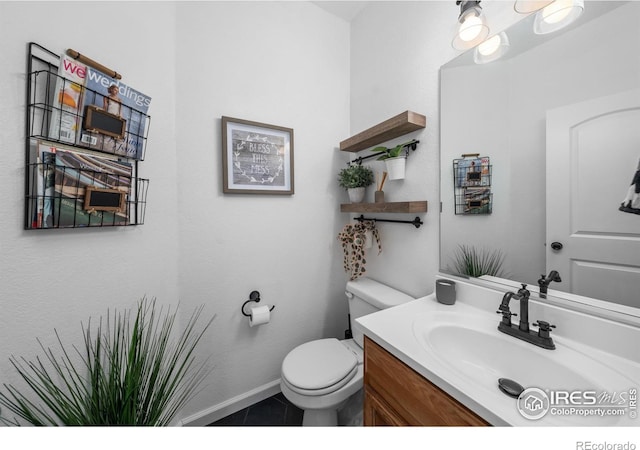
208,392,304,426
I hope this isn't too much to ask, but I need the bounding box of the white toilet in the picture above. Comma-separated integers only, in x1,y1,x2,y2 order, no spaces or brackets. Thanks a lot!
280,277,414,426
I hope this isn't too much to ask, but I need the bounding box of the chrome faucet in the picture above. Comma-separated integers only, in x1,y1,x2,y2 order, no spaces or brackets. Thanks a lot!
538,270,562,299
496,284,556,350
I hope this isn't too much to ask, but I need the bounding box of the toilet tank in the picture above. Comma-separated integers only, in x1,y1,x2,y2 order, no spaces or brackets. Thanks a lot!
345,278,414,347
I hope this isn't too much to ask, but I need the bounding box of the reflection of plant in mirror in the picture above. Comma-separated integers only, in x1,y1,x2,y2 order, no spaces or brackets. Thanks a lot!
449,244,506,278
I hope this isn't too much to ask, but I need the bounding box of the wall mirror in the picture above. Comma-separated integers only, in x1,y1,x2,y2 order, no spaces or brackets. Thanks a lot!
439,1,640,322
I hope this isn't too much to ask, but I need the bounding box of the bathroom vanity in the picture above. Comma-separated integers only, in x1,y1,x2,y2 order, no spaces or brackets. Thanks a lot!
356,276,640,427
363,336,488,426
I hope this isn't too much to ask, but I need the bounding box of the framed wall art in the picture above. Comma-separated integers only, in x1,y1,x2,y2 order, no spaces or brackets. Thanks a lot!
221,116,294,195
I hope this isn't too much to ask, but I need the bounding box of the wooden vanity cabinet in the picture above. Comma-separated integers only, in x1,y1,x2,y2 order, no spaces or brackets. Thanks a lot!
363,337,490,426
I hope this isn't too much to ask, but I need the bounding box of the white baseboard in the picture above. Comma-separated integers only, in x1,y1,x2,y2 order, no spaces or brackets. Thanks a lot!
179,378,282,426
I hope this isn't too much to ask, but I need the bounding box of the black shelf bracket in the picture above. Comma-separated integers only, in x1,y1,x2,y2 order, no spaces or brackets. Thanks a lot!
355,214,423,229
349,139,419,166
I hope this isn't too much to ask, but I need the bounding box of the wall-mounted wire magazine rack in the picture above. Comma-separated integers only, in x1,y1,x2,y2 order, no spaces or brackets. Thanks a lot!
452,154,492,215
24,42,150,229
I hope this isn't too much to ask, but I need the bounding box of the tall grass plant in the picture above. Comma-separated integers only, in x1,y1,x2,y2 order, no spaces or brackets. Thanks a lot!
0,298,215,426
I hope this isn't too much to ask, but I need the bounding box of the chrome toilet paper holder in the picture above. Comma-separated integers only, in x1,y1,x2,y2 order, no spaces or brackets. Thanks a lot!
241,290,276,317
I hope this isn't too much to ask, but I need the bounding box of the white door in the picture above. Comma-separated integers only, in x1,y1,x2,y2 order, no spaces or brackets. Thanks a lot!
546,89,640,308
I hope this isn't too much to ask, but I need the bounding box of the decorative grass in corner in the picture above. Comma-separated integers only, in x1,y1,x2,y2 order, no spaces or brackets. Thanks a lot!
0,298,215,426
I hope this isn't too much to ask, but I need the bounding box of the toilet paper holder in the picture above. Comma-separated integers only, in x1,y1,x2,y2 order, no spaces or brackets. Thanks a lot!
241,290,276,317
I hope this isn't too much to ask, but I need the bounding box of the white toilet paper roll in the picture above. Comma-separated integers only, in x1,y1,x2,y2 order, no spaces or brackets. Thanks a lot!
249,305,271,327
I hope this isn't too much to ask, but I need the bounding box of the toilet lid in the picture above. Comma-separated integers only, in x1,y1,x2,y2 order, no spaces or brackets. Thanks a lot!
282,338,358,394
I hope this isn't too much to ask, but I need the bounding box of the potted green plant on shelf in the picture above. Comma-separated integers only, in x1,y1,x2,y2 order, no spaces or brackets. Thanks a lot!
338,164,374,203
372,141,411,180
0,298,215,426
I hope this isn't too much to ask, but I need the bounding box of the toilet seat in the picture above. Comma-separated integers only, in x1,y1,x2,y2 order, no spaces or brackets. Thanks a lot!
281,338,358,396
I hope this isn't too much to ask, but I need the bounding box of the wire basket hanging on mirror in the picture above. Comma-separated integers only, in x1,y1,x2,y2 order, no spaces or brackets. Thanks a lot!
452,154,492,215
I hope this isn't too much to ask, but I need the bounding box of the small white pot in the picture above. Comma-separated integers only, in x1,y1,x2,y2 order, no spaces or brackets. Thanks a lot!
385,156,406,180
347,187,366,203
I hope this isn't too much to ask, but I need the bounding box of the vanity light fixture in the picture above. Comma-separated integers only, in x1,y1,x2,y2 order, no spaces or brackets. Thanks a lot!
474,32,510,64
533,0,584,35
513,0,554,14
452,0,490,50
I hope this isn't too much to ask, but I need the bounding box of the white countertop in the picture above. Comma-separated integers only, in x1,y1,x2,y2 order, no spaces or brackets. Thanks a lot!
355,290,640,427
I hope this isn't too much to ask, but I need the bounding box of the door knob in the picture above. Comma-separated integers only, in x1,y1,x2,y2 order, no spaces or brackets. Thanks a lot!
550,242,563,251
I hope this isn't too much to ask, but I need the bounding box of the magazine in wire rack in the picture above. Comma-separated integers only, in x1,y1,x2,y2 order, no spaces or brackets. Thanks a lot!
453,154,492,215
79,67,151,160
25,43,150,230
31,140,134,228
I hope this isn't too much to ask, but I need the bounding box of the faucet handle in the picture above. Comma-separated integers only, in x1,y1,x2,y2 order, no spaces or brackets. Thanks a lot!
534,320,555,330
533,320,556,338
496,310,516,326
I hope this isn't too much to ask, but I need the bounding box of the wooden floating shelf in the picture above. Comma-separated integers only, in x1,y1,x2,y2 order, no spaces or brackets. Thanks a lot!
340,201,428,214
340,111,426,153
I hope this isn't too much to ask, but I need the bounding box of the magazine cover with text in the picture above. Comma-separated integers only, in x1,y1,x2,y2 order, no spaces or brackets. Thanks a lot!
79,67,151,160
48,55,87,144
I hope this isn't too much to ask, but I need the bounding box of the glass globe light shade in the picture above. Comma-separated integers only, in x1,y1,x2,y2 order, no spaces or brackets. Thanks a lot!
452,9,490,50
474,32,510,64
534,0,584,35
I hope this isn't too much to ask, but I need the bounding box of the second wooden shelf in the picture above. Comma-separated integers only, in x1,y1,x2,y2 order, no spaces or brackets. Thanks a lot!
340,201,428,214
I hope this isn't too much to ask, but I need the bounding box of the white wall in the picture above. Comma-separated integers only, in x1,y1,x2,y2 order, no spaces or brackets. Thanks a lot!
0,0,349,425
174,1,350,420
349,1,458,297
0,0,180,411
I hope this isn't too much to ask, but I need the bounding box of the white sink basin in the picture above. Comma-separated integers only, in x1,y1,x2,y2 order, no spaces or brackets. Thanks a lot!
411,309,636,425
421,321,595,390
356,287,640,426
